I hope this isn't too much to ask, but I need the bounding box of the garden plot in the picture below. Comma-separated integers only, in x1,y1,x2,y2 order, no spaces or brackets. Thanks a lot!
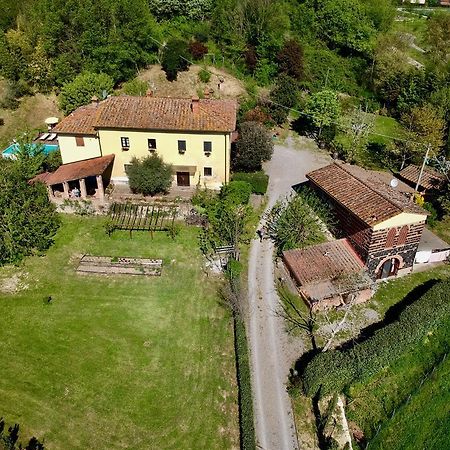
77,255,162,276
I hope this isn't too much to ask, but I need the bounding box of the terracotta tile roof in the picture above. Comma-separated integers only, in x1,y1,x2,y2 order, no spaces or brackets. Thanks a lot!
46,154,114,185
307,163,426,226
29,172,52,184
53,103,100,136
96,96,237,132
398,165,447,191
283,239,365,286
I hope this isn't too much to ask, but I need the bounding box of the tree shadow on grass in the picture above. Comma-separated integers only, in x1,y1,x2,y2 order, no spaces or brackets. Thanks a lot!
292,279,439,378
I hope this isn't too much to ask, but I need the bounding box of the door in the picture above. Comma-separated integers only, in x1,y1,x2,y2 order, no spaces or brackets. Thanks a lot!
379,258,400,279
176,171,190,187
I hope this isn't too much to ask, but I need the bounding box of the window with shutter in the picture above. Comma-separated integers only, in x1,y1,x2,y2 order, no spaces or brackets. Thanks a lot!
178,140,186,153
121,137,130,150
75,136,85,147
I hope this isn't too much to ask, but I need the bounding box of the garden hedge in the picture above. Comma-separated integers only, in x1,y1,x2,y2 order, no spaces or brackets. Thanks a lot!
235,318,256,450
232,172,269,195
301,278,450,397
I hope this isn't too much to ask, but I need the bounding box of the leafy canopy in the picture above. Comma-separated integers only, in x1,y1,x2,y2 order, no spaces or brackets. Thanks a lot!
161,39,191,81
304,90,341,129
233,121,274,172
0,159,60,265
126,154,173,196
59,72,114,115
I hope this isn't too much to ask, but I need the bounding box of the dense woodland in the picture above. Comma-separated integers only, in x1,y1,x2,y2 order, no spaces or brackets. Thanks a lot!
0,0,449,173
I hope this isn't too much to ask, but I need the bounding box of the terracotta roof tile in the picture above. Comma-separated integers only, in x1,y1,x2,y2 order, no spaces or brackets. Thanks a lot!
46,154,114,185
283,239,364,286
399,165,447,191
307,163,426,226
54,96,237,135
53,103,100,135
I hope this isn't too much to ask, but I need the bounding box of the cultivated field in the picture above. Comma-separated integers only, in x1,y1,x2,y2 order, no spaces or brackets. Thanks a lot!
0,216,238,449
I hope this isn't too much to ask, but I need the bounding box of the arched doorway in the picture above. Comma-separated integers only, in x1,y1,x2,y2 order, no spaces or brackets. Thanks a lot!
378,257,401,279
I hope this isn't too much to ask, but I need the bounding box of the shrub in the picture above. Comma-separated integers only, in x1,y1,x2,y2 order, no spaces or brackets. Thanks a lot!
232,172,269,195
220,181,252,205
233,121,274,172
198,68,211,83
188,40,208,60
235,318,256,450
277,39,304,81
121,78,148,96
269,74,298,124
243,106,271,125
59,72,114,115
161,39,191,81
301,278,450,397
126,154,173,196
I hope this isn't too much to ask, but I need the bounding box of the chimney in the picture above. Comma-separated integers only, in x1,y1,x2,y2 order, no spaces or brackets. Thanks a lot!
191,96,200,113
146,89,153,97
91,95,99,105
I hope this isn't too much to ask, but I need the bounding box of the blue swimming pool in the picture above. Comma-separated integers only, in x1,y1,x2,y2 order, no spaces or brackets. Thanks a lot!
2,143,59,159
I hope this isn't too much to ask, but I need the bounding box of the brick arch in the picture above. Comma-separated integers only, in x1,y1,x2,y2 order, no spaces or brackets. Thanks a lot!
375,254,405,277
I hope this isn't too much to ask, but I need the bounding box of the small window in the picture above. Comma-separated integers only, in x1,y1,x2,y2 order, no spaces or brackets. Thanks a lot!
385,228,397,249
204,167,212,177
121,137,130,150
148,138,157,151
204,141,212,153
75,136,85,147
178,140,186,153
124,164,133,174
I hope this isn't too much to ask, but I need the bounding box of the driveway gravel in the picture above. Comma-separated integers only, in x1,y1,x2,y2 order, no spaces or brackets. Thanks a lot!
246,137,330,449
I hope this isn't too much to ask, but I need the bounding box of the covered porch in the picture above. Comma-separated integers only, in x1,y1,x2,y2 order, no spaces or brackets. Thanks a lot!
36,154,114,202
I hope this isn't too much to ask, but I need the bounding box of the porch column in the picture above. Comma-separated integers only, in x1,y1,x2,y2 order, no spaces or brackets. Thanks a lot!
96,175,105,201
62,181,70,199
79,178,87,199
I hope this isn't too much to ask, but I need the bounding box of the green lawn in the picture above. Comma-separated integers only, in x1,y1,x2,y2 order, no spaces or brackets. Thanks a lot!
369,114,405,146
0,216,238,449
369,356,450,450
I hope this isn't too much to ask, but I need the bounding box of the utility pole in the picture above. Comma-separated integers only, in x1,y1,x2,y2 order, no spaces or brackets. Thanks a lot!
415,143,431,192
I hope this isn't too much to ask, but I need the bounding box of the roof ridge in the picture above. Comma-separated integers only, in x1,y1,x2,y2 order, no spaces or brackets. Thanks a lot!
335,162,403,214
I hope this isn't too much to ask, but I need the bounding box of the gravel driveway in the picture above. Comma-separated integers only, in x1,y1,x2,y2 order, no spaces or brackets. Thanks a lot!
246,137,330,450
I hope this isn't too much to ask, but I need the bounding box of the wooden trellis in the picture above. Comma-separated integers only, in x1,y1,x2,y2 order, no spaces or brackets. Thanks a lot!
109,202,178,237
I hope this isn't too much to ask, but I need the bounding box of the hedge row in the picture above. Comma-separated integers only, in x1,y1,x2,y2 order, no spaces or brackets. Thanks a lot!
301,278,450,397
234,318,256,450
232,172,269,195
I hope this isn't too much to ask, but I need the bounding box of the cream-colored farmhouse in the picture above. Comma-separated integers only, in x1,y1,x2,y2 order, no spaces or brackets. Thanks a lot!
52,95,237,192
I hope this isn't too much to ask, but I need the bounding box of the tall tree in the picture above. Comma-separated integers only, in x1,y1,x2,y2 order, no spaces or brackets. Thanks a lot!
0,159,60,266
315,0,376,55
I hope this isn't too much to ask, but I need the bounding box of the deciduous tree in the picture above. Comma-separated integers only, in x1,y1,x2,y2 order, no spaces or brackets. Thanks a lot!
59,72,114,115
0,159,60,266
126,154,173,196
161,39,191,81
232,121,274,171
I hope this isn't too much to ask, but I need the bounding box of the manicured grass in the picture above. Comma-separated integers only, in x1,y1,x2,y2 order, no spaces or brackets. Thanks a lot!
369,355,450,450
369,264,450,315
0,215,238,449
369,114,405,146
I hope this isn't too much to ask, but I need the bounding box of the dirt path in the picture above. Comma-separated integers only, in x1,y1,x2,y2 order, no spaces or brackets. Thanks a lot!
247,137,330,450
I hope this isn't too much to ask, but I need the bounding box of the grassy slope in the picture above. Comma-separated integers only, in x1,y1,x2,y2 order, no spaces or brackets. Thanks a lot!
289,265,450,446
0,216,238,449
0,90,61,149
369,356,450,450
